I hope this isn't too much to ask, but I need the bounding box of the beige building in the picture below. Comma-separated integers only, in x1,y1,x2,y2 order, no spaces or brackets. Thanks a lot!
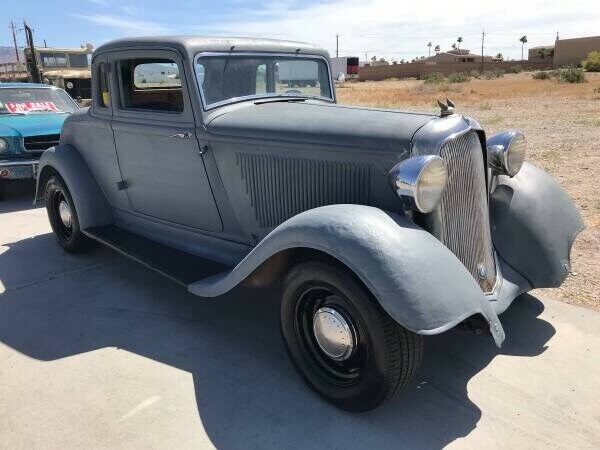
528,45,554,62
420,49,495,64
553,36,600,66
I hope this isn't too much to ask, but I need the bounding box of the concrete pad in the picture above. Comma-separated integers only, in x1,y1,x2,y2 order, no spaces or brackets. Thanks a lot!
1,187,599,449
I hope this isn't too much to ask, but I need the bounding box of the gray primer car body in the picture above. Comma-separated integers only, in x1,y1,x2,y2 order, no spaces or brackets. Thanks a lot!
35,36,583,347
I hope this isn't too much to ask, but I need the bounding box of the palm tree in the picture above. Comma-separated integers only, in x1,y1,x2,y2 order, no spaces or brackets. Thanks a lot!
495,52,504,61
457,36,463,51
427,41,432,57
519,35,528,61
434,44,440,54
451,43,457,50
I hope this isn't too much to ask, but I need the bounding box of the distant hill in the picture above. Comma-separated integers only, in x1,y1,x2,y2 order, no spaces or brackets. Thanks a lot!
0,46,25,64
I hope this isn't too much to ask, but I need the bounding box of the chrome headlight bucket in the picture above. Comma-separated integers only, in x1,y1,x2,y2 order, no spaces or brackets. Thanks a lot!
486,130,526,177
388,155,448,213
0,138,8,154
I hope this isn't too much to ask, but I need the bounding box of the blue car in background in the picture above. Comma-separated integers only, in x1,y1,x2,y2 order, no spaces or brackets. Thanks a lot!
0,83,79,199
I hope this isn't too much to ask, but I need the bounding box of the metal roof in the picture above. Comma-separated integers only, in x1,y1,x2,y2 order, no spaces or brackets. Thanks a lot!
94,35,330,59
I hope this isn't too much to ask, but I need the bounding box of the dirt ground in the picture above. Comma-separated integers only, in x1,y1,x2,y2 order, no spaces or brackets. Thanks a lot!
337,72,600,309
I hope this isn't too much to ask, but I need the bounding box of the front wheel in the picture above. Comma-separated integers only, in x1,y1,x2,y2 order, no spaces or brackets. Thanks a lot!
280,261,423,412
45,175,93,253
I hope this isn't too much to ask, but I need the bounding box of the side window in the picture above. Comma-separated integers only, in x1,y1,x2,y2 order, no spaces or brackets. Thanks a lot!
97,62,110,108
118,58,183,112
256,64,267,94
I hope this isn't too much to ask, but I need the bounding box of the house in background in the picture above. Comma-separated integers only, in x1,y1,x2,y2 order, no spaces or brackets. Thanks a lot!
528,45,555,62
419,48,495,64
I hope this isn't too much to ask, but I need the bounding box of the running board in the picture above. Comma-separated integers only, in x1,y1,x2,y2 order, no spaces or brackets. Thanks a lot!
84,225,232,286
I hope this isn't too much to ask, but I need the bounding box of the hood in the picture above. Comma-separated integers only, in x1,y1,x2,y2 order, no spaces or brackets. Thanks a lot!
43,69,91,79
207,101,435,153
0,113,67,138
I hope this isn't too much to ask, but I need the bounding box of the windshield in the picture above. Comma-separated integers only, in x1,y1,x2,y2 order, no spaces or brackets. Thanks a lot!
196,54,333,108
0,87,78,115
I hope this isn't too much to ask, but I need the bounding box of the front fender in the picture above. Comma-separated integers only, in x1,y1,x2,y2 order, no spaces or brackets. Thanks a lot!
35,145,112,229
189,204,505,346
490,163,584,288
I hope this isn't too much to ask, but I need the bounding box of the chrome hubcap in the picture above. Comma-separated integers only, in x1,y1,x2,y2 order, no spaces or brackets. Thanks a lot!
312,307,355,361
58,200,72,228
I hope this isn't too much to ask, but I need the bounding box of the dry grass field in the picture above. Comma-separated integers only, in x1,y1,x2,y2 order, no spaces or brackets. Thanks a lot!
338,72,600,309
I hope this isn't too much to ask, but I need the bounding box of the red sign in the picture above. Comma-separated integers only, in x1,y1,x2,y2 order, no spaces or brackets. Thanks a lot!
5,101,59,113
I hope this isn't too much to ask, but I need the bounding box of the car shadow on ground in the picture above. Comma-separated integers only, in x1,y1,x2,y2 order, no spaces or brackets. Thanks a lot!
0,180,37,214
0,232,556,450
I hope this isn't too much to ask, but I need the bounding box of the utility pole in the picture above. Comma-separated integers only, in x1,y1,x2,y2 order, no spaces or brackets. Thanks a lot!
336,34,339,58
481,30,486,74
10,20,20,62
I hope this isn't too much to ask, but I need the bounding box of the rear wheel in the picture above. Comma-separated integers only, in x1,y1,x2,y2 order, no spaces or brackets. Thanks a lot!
280,261,423,412
45,175,93,253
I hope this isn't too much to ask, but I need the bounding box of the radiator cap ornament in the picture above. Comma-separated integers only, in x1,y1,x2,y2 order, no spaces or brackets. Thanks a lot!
437,98,455,117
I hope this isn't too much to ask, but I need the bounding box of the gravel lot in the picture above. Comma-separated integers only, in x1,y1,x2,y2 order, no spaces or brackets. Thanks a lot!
338,73,600,309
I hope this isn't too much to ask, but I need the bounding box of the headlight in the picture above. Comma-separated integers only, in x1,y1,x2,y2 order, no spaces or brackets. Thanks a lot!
388,155,448,213
0,138,8,153
486,131,526,177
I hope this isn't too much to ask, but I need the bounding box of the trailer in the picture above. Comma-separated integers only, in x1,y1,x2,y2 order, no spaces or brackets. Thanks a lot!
276,60,320,88
330,56,360,80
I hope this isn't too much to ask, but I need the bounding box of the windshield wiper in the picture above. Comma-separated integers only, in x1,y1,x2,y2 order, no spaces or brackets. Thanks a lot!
254,98,307,105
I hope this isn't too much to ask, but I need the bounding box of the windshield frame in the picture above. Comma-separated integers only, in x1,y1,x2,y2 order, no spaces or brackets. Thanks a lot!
193,52,336,111
0,86,80,115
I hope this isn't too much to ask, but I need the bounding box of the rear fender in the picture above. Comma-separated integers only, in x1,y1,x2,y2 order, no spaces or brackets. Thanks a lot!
35,145,112,229
189,204,505,346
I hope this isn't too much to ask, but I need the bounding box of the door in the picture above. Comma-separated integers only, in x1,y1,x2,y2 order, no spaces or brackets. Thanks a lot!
109,49,222,232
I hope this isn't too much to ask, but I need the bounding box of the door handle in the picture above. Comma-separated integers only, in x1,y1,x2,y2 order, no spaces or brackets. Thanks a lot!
169,132,193,139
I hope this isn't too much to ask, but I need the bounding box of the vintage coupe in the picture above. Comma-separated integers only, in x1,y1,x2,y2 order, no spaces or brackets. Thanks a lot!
36,37,583,411
0,83,78,199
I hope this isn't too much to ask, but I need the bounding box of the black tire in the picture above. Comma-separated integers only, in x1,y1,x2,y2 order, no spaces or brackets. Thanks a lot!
45,175,93,253
281,261,423,412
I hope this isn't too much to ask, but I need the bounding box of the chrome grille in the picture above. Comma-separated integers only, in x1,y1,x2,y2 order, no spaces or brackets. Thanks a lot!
437,131,497,292
23,134,60,152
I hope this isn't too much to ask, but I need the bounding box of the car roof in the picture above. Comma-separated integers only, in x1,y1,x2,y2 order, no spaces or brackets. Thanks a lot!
94,35,330,60
0,82,56,89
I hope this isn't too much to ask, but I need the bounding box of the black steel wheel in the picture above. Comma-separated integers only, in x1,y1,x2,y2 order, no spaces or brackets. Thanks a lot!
281,260,423,412
45,175,93,253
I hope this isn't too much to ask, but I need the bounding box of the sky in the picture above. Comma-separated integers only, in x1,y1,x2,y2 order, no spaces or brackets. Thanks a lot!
3,0,600,62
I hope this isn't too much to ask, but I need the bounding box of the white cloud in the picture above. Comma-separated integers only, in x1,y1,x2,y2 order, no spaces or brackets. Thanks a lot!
74,14,171,35
198,0,600,61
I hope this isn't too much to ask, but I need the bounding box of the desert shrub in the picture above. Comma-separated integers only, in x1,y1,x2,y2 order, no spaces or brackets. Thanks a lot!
558,67,586,83
469,70,481,79
507,65,523,74
421,72,444,83
482,69,504,79
583,51,600,72
414,81,462,94
447,72,470,83
532,71,551,80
